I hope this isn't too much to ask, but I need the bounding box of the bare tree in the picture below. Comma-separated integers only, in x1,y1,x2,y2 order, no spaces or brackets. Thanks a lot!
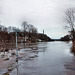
21,21,28,43
65,8,75,42
0,25,8,32
28,24,38,42
2,27,7,32
7,26,21,33
0,25,3,32
7,26,13,33
28,24,37,33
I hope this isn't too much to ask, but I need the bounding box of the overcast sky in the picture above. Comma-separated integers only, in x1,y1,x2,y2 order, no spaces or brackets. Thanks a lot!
0,0,75,39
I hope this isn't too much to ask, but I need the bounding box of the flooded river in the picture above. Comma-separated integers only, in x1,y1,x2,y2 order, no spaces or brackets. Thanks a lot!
1,41,75,75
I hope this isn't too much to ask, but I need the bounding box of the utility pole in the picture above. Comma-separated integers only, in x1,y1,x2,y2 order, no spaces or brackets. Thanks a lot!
16,32,18,62
16,32,19,75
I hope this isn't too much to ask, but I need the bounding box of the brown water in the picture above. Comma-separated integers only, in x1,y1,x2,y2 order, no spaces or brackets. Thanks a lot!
3,42,75,75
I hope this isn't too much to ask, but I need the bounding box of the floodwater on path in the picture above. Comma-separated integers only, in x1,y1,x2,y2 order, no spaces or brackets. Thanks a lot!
1,42,75,75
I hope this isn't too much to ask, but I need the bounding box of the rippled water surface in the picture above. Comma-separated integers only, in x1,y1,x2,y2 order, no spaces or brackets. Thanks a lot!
9,42,75,75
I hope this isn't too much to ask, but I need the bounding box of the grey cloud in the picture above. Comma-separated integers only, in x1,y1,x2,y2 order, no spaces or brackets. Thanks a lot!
0,0,75,38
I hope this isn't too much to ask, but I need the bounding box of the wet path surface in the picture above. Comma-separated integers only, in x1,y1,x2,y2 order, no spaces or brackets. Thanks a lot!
0,42,75,75
10,42,74,75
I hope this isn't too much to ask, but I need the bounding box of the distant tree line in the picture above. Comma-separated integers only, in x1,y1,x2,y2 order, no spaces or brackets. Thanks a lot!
60,35,71,41
0,21,51,43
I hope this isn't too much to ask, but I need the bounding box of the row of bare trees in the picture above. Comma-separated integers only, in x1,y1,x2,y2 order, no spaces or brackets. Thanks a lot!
21,21,38,42
0,21,38,43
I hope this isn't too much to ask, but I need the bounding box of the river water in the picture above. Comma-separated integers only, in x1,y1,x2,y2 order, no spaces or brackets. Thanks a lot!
10,41,75,75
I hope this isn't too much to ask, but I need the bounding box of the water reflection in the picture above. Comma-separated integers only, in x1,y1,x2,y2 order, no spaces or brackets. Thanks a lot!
1,42,75,75
10,42,70,75
64,56,75,75
12,42,47,75
70,43,75,56
64,42,75,75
